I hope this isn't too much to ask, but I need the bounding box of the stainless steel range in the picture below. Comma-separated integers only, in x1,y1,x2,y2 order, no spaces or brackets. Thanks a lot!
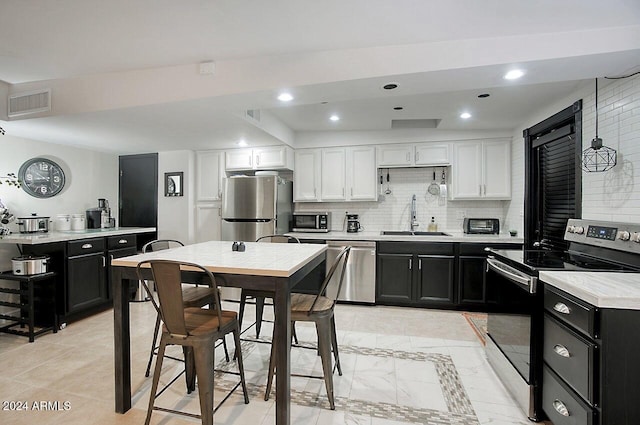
484,219,640,421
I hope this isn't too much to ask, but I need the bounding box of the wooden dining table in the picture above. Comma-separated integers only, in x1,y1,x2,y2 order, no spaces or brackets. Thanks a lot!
110,240,327,425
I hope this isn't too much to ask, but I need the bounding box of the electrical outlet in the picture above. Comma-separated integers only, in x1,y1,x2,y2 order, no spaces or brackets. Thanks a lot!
456,210,466,220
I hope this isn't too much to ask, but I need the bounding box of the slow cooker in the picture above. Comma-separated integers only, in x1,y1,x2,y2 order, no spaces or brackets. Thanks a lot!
12,255,49,275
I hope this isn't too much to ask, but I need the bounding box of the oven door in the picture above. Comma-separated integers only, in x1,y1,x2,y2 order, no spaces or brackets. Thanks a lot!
485,256,542,421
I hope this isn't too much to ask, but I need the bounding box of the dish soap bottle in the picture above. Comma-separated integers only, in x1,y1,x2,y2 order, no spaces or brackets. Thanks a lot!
427,216,438,232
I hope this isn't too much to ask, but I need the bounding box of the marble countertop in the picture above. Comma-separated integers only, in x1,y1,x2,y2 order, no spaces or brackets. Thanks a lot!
287,230,523,244
112,240,327,277
0,227,156,245
540,271,640,310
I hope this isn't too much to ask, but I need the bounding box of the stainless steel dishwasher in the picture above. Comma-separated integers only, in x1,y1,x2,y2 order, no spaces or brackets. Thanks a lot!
325,240,376,303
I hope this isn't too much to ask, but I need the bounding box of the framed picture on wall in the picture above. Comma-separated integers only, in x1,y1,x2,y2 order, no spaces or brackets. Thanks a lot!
164,172,183,197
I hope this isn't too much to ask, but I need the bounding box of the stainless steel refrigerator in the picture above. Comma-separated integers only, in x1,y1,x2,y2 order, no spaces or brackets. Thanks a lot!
221,175,293,241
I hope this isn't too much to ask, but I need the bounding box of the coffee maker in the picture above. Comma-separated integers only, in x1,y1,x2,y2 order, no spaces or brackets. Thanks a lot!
346,214,362,233
86,198,115,229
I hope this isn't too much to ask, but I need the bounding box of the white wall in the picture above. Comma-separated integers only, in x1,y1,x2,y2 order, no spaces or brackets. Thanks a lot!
157,150,195,243
504,74,640,234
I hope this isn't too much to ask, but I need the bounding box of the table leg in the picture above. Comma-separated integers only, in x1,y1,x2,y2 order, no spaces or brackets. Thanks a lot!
113,268,132,413
273,283,291,425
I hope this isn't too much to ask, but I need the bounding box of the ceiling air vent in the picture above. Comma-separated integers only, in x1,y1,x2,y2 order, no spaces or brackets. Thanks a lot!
391,119,441,129
8,89,51,117
245,109,261,122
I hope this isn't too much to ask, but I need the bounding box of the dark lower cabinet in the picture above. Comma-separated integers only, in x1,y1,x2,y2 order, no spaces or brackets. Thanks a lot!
377,242,455,307
67,237,107,314
106,235,138,299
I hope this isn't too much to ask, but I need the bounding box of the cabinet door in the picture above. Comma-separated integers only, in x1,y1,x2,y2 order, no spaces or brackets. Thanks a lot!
458,256,486,305
254,146,293,170
376,144,413,167
376,253,413,304
483,141,511,199
347,146,377,201
294,149,321,201
107,246,138,300
415,255,455,304
225,149,253,171
195,203,221,242
451,142,483,199
321,148,346,201
67,254,107,314
196,150,224,201
415,144,451,166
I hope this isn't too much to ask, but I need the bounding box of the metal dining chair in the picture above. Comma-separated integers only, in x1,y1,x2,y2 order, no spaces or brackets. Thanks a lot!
136,259,249,425
142,239,229,378
264,245,351,410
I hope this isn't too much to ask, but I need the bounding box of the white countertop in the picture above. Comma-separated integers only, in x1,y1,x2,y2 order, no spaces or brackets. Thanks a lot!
112,240,327,278
287,230,523,244
0,227,156,245
540,271,640,310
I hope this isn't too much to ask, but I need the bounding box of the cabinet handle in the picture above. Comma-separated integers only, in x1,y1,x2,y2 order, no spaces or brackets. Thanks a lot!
483,184,487,195
249,154,252,166
553,344,571,358
419,259,422,269
553,302,571,315
256,154,260,166
415,152,419,162
552,399,570,417
409,258,412,269
118,239,127,244
351,188,353,197
110,254,114,262
406,152,410,162
82,243,93,249
102,256,106,268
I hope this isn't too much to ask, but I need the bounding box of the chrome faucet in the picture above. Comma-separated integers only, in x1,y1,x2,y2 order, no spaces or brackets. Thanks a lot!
410,194,419,231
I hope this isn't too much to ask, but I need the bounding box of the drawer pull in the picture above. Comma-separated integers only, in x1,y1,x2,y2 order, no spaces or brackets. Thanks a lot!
82,243,93,249
553,399,570,417
118,239,128,244
553,344,571,358
553,302,571,315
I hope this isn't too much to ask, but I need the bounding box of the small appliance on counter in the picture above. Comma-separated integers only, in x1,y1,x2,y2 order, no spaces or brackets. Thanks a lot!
17,213,50,233
292,212,330,233
87,198,115,229
463,218,500,234
346,214,362,233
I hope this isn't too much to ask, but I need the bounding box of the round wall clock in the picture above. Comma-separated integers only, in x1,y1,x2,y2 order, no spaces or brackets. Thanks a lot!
18,157,66,198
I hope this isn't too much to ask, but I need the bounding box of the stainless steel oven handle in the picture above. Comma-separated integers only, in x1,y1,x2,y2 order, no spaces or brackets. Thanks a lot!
553,399,570,417
486,257,536,293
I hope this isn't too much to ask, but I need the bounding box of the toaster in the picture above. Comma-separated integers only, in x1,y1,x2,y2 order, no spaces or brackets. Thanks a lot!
463,218,500,234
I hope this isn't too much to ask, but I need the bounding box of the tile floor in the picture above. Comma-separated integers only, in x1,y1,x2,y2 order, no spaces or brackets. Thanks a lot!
0,301,539,425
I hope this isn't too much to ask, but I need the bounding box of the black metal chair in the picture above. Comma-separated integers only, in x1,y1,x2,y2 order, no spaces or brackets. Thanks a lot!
264,245,351,410
136,259,249,425
142,239,229,377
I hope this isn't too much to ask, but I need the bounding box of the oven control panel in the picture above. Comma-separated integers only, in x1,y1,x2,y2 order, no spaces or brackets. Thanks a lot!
565,219,640,253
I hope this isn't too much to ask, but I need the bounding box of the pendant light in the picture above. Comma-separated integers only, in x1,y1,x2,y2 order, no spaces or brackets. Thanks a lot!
582,78,617,172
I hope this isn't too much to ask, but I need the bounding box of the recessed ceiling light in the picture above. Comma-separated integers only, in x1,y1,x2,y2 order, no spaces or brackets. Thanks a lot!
504,70,524,80
460,112,472,119
477,93,490,98
382,83,399,90
329,114,340,122
237,139,248,147
393,106,404,110
277,92,293,102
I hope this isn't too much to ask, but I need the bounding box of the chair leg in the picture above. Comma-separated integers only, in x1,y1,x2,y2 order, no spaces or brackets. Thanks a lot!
145,336,167,425
232,325,250,404
330,315,342,376
316,319,336,410
291,321,299,345
145,313,162,377
238,292,248,332
221,335,230,362
193,340,214,425
264,331,277,401
255,296,265,338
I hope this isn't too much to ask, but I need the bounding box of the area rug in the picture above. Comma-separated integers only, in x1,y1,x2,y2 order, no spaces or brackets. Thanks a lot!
462,312,487,346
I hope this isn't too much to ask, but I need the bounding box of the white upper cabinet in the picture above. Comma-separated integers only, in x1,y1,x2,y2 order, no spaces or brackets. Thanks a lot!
225,145,294,171
347,146,377,201
450,140,511,200
196,150,225,201
294,149,321,201
294,146,377,202
377,143,451,168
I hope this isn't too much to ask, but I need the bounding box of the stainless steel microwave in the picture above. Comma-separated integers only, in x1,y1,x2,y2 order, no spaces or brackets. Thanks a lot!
292,212,331,232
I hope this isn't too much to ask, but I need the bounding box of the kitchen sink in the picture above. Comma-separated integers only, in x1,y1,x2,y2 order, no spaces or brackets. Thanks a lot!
380,231,451,236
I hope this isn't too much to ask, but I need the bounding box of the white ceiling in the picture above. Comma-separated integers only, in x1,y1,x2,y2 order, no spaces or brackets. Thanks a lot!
1,0,639,153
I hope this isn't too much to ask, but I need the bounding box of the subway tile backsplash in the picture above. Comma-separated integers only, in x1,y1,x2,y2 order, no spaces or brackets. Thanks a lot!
295,167,509,233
